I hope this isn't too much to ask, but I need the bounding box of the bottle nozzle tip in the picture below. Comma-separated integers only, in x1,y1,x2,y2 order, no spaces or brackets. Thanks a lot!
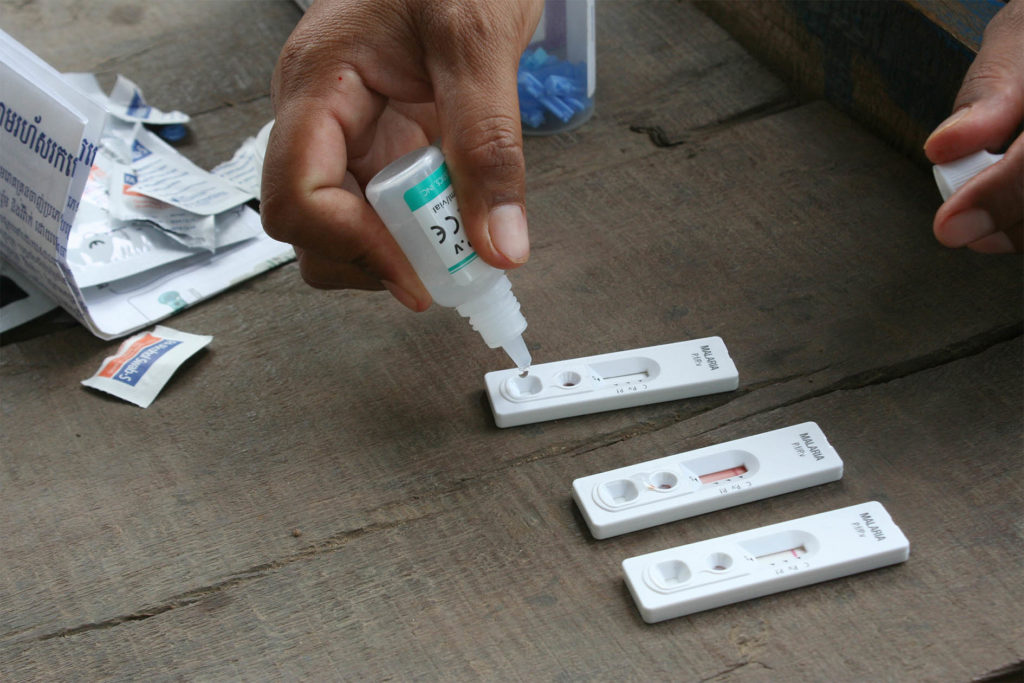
502,335,532,372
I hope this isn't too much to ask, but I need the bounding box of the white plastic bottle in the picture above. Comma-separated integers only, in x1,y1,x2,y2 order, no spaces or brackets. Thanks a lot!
365,145,531,370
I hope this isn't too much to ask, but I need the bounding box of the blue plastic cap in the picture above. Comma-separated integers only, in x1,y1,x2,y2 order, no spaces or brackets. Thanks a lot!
155,124,188,142
518,47,592,130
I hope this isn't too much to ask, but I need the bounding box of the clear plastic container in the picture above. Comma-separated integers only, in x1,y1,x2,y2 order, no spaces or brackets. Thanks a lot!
365,145,531,370
519,0,596,135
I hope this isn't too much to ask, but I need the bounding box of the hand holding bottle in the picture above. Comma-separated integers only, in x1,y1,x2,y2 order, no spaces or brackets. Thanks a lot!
260,0,543,309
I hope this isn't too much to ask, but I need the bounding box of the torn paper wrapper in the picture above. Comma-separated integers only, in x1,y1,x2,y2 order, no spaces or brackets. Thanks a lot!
127,126,252,216
63,73,190,126
95,142,218,252
78,214,292,336
81,325,212,408
0,29,293,339
212,120,273,199
67,204,263,288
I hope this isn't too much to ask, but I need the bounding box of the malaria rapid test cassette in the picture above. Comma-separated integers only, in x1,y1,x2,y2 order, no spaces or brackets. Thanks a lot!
572,422,843,539
622,501,910,623
484,337,738,428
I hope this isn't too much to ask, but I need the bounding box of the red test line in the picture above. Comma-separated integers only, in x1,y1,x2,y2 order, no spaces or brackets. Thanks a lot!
699,465,748,484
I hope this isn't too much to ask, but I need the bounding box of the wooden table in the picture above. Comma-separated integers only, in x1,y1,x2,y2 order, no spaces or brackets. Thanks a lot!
2,2,1021,679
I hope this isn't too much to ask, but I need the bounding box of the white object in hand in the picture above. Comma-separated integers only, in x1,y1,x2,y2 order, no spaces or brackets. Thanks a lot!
933,149,1004,201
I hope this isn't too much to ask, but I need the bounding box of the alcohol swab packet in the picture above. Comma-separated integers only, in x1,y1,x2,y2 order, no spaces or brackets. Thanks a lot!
82,325,212,408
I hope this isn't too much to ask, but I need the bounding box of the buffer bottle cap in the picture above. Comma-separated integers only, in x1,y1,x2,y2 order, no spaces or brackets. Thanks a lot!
933,150,1004,201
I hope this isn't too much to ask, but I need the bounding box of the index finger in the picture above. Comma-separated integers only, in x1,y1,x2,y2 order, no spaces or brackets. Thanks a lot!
260,72,431,307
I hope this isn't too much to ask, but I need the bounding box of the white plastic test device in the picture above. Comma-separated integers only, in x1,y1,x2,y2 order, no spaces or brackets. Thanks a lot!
484,337,738,428
622,501,910,623
572,422,843,539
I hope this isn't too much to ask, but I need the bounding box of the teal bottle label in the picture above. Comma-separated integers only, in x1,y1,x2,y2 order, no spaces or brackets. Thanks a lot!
404,162,479,276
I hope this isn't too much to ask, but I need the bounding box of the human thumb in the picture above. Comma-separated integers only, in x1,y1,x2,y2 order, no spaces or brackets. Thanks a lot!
420,2,542,270
924,0,1024,164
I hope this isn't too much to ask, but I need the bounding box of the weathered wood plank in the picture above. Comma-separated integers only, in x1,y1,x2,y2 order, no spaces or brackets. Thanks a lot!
906,0,1004,49
694,0,1005,162
2,340,1019,679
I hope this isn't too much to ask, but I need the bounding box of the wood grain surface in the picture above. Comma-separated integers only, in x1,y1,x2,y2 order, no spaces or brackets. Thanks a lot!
1,1,1021,680
695,0,1005,163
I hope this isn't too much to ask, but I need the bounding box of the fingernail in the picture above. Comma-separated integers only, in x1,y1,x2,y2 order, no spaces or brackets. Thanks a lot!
488,204,529,264
925,106,972,147
382,280,422,311
939,208,995,247
967,231,1015,254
